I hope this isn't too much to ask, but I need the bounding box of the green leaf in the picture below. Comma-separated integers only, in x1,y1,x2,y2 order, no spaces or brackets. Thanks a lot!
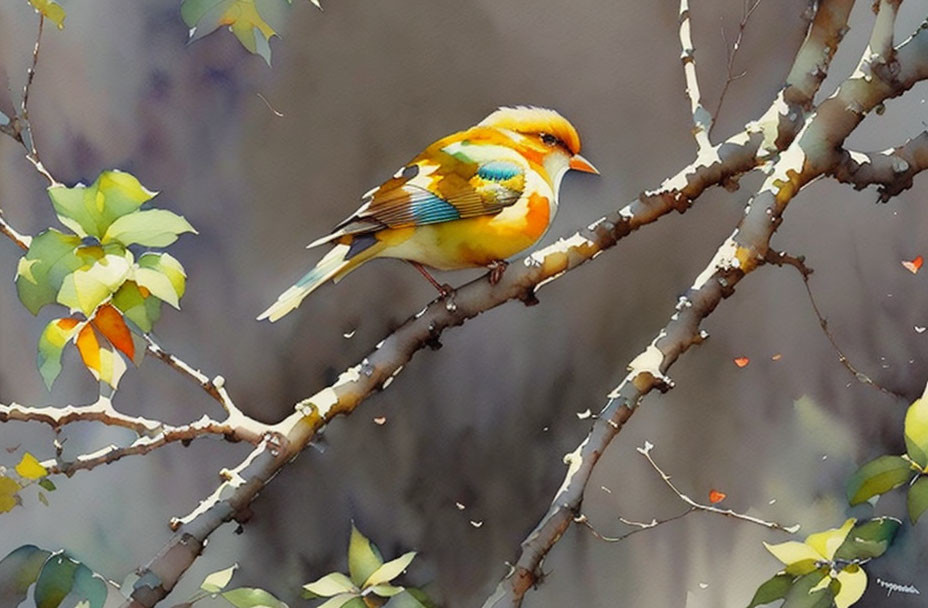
57,253,133,316
846,455,915,505
15,452,47,480
139,252,186,300
384,590,432,608
348,525,383,587
34,554,79,608
834,517,901,560
905,398,928,468
37,318,82,389
302,572,356,598
28,0,66,28
181,0,281,65
15,229,83,315
907,476,928,523
781,570,832,608
103,209,196,248
0,476,21,513
48,171,156,239
363,552,416,588
220,587,288,608
371,584,405,598
0,545,51,604
112,281,162,333
314,594,360,608
38,478,56,492
747,573,794,608
201,564,237,594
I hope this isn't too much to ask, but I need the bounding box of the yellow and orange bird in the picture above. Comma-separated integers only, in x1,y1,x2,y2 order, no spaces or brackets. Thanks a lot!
258,106,598,322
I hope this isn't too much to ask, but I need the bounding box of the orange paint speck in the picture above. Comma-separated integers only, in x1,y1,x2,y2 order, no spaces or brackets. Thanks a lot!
902,255,923,274
709,490,727,504
733,357,750,368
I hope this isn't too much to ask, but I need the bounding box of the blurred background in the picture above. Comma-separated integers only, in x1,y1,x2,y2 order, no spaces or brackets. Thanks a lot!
1,0,927,606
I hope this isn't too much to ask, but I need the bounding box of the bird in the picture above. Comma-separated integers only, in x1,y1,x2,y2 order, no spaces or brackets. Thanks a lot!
258,106,598,322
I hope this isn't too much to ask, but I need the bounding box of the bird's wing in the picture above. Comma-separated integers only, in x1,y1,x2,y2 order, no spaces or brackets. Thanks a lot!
308,142,527,247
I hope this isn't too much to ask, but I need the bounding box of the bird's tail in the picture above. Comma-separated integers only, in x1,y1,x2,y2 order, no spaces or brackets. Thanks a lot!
257,242,376,322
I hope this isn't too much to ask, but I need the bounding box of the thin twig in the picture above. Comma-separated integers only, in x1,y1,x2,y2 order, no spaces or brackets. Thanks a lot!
577,442,797,542
18,15,57,187
710,0,762,137
143,335,246,419
0,210,30,250
764,250,905,399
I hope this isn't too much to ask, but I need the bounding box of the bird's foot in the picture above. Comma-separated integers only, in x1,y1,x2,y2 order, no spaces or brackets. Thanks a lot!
409,261,455,298
487,260,508,285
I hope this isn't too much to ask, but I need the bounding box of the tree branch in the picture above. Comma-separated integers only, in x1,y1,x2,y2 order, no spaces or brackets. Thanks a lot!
678,0,714,151
830,131,928,201
482,12,928,608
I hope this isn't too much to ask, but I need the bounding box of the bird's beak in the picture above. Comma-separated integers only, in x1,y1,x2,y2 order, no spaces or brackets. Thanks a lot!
569,154,599,175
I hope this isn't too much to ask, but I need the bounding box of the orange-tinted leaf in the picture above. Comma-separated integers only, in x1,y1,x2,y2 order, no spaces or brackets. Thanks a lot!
902,255,923,274
709,489,727,504
75,325,101,374
733,357,750,368
57,318,80,331
92,304,134,360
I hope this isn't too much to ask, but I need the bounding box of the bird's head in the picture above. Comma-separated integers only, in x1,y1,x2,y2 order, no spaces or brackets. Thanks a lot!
479,106,598,190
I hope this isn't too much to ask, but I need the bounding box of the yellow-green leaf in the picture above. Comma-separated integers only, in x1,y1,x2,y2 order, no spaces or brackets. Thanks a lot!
37,317,82,389
220,587,287,608
15,229,83,315
48,171,156,239
763,541,820,566
805,518,855,561
315,594,358,608
833,565,866,608
103,209,196,248
137,253,186,303
347,525,383,587
57,253,132,316
0,476,21,513
28,0,66,29
363,552,415,588
201,564,237,594
181,0,280,64
15,452,47,480
302,572,356,598
905,398,928,468
112,281,162,333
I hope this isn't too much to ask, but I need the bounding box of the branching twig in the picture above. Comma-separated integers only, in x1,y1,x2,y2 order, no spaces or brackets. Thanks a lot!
710,0,762,137
678,0,714,151
143,336,246,420
764,250,906,399
576,441,797,543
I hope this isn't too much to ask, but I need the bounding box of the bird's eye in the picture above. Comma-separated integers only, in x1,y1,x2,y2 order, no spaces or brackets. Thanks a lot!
540,133,559,147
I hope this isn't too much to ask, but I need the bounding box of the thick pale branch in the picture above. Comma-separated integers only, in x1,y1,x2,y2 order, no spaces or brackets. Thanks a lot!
678,0,714,150
483,14,928,608
40,414,263,476
830,131,928,201
1,396,170,436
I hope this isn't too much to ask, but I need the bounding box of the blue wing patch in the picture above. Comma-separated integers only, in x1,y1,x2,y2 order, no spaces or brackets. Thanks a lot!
477,160,522,181
411,194,461,224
